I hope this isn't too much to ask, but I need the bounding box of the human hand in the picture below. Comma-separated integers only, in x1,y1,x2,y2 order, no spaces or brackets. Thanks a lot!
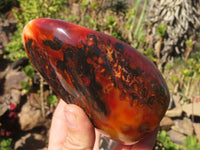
48,100,158,150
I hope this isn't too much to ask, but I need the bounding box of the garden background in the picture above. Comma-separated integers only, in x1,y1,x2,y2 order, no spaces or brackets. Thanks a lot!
0,0,200,149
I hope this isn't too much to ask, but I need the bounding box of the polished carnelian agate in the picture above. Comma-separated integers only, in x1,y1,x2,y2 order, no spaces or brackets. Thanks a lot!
22,18,169,144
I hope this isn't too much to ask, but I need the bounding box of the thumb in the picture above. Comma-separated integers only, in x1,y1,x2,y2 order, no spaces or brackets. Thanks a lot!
62,104,95,150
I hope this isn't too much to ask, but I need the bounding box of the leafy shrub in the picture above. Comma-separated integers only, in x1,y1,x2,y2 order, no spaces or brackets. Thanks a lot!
165,50,200,103
47,95,58,105
5,0,67,61
182,136,200,150
156,24,167,37
154,131,200,150
154,130,179,150
0,138,12,150
21,80,31,94
23,63,35,78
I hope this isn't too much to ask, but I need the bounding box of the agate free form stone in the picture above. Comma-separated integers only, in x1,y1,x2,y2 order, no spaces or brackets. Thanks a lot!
22,18,170,144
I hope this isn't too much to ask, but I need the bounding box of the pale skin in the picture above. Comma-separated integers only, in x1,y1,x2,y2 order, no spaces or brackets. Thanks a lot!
48,100,159,150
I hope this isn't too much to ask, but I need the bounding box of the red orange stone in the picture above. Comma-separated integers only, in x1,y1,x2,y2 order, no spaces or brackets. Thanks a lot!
22,18,170,144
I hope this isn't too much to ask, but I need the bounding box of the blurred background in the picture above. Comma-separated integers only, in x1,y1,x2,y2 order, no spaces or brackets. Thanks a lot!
0,0,200,149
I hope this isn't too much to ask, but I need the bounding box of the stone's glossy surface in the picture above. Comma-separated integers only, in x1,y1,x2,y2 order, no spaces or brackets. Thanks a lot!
22,18,170,144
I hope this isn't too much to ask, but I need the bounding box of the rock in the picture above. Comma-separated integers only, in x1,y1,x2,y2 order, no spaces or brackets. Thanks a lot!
168,96,175,110
168,93,181,110
18,101,45,131
0,82,21,117
168,129,186,145
165,107,182,118
173,94,181,108
0,16,17,50
171,117,193,136
160,116,174,130
28,91,49,107
165,94,183,118
10,57,29,69
193,123,200,141
182,102,200,117
0,101,8,116
166,100,200,119
10,89,21,105
14,133,46,150
4,69,28,91
0,93,10,116
0,31,8,47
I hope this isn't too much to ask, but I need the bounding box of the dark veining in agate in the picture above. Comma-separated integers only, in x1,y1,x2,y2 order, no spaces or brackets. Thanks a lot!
25,33,167,114
43,36,63,51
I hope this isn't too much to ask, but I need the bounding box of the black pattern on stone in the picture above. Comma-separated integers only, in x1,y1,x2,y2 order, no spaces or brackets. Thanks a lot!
43,36,63,51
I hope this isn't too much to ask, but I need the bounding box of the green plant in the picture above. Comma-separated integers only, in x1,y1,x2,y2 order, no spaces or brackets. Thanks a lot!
154,130,179,150
47,94,58,111
170,75,179,85
155,23,167,70
182,136,200,150
21,62,35,94
186,39,193,48
184,39,196,61
81,0,89,8
106,15,116,34
133,0,147,39
83,15,95,29
47,95,58,105
179,51,200,102
125,0,147,44
140,47,156,62
21,80,31,94
23,63,35,78
0,138,12,150
156,24,167,37
123,0,156,63
164,50,200,104
5,0,67,61
91,2,98,10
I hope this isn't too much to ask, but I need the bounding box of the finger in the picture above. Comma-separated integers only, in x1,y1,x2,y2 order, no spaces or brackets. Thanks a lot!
61,103,95,150
131,127,158,150
112,127,159,150
48,100,69,150
93,129,101,150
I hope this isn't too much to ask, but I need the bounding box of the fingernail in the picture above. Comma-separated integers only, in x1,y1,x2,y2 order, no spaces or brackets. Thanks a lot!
65,109,77,129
